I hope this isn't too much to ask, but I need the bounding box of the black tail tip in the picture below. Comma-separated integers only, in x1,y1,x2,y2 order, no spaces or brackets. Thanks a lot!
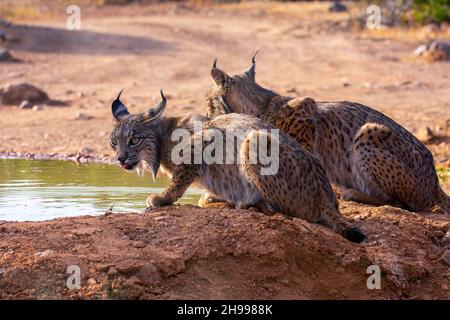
342,227,366,243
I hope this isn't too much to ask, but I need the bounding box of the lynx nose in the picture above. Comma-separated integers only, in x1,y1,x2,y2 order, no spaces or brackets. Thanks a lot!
117,155,127,164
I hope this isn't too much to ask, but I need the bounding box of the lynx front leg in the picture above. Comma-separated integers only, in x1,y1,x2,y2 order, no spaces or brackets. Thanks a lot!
147,165,197,209
341,188,388,206
198,193,231,209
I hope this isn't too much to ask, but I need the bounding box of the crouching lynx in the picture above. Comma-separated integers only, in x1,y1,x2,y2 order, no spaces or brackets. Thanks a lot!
109,90,365,242
206,55,449,213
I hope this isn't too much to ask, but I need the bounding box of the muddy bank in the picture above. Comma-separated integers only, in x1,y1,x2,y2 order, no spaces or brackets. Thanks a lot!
0,151,112,164
0,204,449,299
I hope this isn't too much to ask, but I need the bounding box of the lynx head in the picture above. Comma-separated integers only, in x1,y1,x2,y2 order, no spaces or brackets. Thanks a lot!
109,89,167,178
207,51,277,118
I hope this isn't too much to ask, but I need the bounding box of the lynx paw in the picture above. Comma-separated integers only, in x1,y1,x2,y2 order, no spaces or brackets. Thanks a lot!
146,194,171,209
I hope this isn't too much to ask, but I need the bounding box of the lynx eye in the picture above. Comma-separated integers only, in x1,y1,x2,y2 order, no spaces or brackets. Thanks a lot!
129,137,141,146
110,137,118,147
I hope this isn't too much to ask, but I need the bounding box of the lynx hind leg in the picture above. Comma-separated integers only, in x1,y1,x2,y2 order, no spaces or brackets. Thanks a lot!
351,123,432,211
240,130,365,243
319,204,366,243
240,130,299,214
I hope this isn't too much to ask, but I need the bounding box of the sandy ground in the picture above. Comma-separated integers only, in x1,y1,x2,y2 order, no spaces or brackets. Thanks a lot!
0,2,449,300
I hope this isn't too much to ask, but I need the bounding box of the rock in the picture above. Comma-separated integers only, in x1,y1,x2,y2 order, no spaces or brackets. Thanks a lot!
107,267,118,277
78,146,94,156
116,260,144,274
87,278,97,286
329,1,347,12
0,47,19,62
0,30,7,42
131,240,146,249
442,232,450,245
34,250,55,262
32,105,43,111
441,251,450,266
414,44,428,56
0,83,49,105
416,126,435,143
434,230,444,238
74,112,93,120
414,40,450,61
19,100,33,109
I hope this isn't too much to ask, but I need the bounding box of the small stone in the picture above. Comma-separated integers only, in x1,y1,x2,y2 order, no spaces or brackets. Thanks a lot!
32,105,43,111
116,260,144,274
0,47,18,62
19,100,33,109
34,249,55,261
416,127,435,143
434,230,444,238
131,240,146,248
414,44,428,56
440,251,450,266
442,232,450,245
87,278,97,286
74,112,93,120
329,1,347,12
78,146,94,155
107,267,118,276
122,235,130,241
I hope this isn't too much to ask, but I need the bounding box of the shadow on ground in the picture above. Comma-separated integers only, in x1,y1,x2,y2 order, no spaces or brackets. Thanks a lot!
8,24,175,55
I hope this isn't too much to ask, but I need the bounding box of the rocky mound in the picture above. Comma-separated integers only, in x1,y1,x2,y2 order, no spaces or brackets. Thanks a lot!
0,203,449,300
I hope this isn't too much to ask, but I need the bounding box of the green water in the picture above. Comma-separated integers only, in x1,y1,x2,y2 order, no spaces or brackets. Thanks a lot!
0,159,201,221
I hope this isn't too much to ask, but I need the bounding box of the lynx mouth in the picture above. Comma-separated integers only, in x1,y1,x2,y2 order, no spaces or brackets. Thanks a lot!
120,161,139,171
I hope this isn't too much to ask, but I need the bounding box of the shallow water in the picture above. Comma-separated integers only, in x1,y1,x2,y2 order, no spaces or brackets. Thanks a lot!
0,159,201,221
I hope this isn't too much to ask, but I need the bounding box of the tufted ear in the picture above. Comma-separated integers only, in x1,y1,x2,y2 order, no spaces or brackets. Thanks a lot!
142,89,167,123
211,58,232,88
111,89,129,121
242,50,259,81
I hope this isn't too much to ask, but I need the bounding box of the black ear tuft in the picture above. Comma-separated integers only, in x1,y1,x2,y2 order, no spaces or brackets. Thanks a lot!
112,89,129,120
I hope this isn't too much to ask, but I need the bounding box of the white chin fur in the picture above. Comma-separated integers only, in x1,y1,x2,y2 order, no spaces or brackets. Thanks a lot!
135,160,149,179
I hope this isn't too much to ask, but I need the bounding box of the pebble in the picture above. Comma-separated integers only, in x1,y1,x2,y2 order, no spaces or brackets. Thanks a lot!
34,249,55,259
74,112,93,120
79,146,94,155
87,278,97,286
442,232,450,245
32,105,43,111
107,267,118,276
19,100,33,109
440,251,450,266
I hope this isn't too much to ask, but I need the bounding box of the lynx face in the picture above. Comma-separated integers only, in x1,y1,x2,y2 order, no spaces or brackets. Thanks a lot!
109,90,166,178
207,55,277,118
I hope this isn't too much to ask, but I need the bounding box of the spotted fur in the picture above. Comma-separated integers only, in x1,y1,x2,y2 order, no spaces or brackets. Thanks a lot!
206,57,449,213
109,92,365,243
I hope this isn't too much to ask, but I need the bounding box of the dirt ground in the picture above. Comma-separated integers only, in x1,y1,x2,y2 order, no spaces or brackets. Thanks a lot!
0,2,449,300
0,204,449,300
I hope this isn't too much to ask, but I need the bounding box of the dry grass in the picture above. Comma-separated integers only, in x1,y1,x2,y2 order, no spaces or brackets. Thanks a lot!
213,1,359,22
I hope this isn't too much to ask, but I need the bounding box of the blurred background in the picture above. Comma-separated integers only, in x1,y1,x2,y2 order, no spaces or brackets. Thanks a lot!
0,0,449,167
